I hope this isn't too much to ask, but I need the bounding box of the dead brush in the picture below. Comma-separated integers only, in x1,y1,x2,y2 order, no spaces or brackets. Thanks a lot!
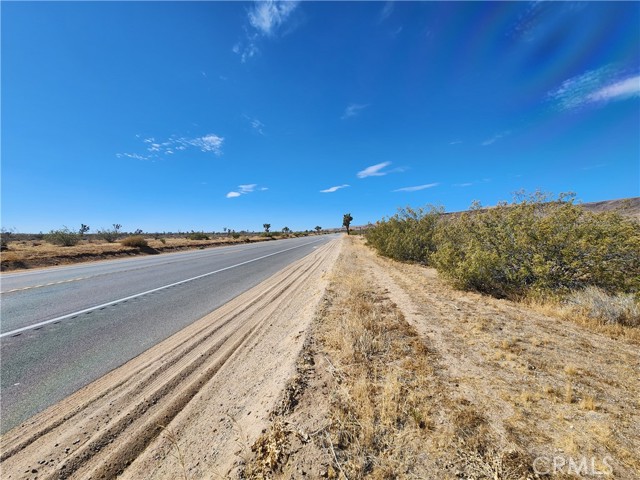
565,286,640,327
244,420,290,479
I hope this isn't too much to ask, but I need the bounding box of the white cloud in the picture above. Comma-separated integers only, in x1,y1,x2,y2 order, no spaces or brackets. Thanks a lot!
481,131,510,146
449,140,462,145
116,153,151,161
453,182,473,187
249,0,299,36
587,75,640,103
549,65,640,111
246,116,265,135
357,161,392,178
341,103,369,120
233,1,299,63
226,184,265,199
118,133,224,160
393,183,439,192
320,184,350,193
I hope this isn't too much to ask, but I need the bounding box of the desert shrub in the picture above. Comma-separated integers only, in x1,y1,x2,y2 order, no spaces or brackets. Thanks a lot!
566,287,639,327
431,193,640,299
231,232,241,239
366,205,443,263
45,227,80,247
119,235,148,248
159,238,166,244
96,228,120,243
187,232,209,240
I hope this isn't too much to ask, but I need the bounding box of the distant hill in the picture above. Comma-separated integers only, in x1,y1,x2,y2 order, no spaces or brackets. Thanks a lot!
581,197,640,222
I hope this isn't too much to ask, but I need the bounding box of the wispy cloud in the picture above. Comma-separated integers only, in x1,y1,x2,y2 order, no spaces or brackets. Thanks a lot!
116,152,152,161
320,184,350,193
245,116,266,135
357,161,392,179
341,103,369,120
548,65,640,111
234,1,300,63
378,1,394,23
393,183,439,192
226,183,265,199
117,133,224,160
453,182,473,187
249,0,299,37
481,131,510,146
449,140,462,145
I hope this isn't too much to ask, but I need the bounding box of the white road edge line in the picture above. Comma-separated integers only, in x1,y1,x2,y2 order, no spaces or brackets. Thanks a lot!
0,238,327,339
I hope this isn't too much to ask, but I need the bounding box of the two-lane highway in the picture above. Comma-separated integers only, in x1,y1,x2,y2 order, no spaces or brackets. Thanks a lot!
0,235,339,433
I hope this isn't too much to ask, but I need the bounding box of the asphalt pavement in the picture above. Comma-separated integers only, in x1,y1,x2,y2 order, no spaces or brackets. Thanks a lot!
0,234,339,433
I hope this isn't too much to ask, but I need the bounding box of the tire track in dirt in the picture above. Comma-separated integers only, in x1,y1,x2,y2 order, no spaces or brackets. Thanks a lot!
1,239,342,479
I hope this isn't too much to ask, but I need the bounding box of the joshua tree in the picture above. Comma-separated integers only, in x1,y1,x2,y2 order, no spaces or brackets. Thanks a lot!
343,213,353,235
282,226,290,234
78,224,90,238
315,226,322,233
263,223,271,233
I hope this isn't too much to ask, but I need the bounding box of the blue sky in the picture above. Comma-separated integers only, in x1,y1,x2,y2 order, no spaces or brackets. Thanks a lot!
2,1,639,233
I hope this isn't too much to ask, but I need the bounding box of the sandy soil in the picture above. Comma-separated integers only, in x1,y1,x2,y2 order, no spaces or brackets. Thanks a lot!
0,239,341,479
243,237,639,479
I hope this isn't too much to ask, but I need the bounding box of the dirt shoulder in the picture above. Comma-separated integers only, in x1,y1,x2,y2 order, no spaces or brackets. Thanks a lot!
0,238,341,479
243,237,639,479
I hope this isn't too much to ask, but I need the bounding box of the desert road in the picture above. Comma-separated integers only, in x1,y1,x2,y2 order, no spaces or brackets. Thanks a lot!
0,234,340,433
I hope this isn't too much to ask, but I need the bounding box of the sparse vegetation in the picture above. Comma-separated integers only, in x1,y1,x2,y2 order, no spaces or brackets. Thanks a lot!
119,235,148,248
263,223,271,233
44,227,81,246
96,224,122,243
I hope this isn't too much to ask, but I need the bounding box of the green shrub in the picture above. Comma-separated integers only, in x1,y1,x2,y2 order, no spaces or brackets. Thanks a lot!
119,235,148,248
367,192,640,301
366,205,443,263
431,193,640,299
45,227,80,247
187,232,209,240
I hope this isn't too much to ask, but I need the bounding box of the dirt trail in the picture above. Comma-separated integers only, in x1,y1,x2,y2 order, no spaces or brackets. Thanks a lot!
0,238,341,479
358,239,640,477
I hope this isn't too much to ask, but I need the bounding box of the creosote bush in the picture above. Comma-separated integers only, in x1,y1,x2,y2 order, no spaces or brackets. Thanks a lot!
366,205,443,263
367,192,640,301
119,235,148,248
45,227,81,247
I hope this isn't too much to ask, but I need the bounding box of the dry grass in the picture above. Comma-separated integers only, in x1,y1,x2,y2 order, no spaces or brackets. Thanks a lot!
244,236,640,479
